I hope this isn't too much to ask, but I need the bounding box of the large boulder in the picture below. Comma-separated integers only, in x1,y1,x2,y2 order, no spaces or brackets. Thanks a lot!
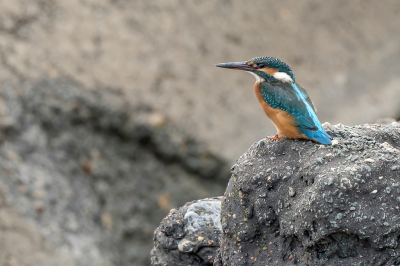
219,122,400,265
152,122,400,265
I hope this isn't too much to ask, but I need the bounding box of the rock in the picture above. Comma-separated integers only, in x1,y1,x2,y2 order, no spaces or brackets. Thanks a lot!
331,139,340,147
151,197,222,266
153,123,400,265
0,80,229,266
218,123,400,265
288,187,296,197
178,239,197,253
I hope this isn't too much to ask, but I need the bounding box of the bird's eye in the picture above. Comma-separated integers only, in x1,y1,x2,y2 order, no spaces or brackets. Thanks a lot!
258,64,265,68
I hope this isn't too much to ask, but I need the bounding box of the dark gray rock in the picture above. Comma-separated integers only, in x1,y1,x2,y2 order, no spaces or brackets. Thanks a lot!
219,122,400,266
0,80,229,266
151,197,223,266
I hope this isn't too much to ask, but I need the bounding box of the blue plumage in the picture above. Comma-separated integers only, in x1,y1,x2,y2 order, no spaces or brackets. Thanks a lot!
215,56,332,145
259,82,331,144
250,56,295,81
290,83,331,144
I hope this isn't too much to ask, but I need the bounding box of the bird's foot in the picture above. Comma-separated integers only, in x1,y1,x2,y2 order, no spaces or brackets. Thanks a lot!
267,134,280,140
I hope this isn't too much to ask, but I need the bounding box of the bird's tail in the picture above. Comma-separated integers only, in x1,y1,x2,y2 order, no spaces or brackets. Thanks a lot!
312,130,332,144
304,128,332,145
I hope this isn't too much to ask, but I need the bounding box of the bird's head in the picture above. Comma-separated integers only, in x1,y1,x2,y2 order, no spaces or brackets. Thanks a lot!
216,56,295,83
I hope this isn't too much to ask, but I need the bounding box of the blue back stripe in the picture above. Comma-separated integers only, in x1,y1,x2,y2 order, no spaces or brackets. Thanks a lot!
291,83,323,130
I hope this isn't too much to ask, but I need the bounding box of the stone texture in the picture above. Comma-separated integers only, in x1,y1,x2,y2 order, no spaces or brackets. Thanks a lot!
1,1,400,265
151,197,223,266
0,80,229,266
219,122,400,265
153,123,400,266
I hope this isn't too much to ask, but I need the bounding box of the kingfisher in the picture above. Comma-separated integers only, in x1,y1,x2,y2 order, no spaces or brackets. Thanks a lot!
216,56,331,145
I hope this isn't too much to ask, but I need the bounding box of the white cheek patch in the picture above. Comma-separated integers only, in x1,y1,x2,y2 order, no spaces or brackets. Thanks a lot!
273,72,293,83
247,71,266,83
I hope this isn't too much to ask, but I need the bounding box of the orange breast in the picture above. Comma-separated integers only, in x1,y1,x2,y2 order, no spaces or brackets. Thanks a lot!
253,82,310,140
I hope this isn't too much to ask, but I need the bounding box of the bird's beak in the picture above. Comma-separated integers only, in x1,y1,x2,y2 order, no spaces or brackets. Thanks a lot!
215,61,253,71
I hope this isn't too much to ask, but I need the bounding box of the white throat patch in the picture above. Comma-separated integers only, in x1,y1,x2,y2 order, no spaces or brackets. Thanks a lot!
273,72,293,83
247,71,266,83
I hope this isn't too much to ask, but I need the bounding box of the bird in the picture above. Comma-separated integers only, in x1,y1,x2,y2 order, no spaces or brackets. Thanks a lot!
216,56,331,145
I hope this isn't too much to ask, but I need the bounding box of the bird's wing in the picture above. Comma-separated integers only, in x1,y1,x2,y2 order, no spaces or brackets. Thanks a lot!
259,81,331,144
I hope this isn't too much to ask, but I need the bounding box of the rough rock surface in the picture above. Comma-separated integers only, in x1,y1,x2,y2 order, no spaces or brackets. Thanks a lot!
218,123,400,265
151,197,223,266
152,123,400,265
0,80,229,265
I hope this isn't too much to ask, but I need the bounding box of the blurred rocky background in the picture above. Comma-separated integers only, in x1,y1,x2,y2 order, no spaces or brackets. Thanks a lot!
0,0,399,265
